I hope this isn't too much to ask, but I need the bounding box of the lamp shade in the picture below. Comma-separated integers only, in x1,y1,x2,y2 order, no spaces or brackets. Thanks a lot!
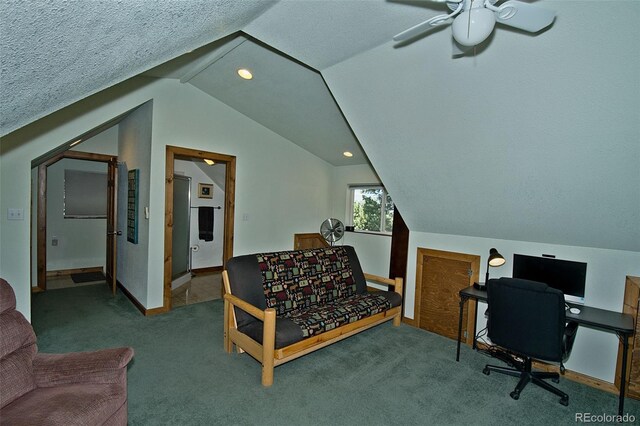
488,248,506,267
452,7,496,47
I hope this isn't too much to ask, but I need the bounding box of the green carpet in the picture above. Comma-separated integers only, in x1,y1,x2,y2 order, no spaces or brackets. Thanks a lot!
31,284,639,425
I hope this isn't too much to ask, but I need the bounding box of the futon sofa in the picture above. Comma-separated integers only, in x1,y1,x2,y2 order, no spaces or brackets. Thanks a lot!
0,279,134,425
223,246,403,386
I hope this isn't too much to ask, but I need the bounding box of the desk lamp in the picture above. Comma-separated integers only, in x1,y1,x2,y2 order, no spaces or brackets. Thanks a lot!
474,248,506,291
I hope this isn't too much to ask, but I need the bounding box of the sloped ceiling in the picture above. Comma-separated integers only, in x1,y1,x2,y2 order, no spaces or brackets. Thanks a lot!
1,1,638,252
323,1,640,252
146,35,367,166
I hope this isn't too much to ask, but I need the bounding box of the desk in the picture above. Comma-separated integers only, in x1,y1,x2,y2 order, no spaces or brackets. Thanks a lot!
456,285,635,415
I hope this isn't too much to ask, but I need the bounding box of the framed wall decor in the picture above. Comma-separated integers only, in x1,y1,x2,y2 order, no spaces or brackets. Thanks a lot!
198,183,213,199
127,169,139,244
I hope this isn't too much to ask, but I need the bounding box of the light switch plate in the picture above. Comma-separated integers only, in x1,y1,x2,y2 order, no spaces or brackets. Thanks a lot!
7,208,24,220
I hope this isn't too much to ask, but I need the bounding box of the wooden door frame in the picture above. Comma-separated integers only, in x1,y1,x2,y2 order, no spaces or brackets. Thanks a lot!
35,151,116,291
105,157,118,294
164,146,236,312
413,248,480,345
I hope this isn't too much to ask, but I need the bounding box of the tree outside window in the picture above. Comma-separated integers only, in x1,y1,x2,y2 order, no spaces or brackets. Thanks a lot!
349,186,394,233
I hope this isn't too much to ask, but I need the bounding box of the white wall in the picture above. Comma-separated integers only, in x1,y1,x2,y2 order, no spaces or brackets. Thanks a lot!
405,231,640,383
329,163,391,277
71,124,119,155
116,101,153,304
1,76,333,317
46,158,107,272
174,159,225,269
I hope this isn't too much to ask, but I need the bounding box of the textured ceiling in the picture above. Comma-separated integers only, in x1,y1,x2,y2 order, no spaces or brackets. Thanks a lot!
0,0,276,136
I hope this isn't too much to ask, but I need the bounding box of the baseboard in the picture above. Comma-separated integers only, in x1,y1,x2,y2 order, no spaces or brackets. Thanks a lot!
46,266,103,277
532,361,619,395
116,280,168,316
116,281,145,315
401,317,417,327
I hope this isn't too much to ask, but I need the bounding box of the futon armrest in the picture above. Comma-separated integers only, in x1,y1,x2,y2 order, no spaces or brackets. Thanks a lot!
224,293,267,322
33,347,134,387
364,273,404,297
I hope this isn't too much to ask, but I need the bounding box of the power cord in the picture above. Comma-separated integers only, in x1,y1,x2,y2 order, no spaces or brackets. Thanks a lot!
475,327,523,369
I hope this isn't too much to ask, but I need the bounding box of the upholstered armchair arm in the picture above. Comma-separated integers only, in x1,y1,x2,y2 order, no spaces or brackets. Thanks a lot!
33,347,134,387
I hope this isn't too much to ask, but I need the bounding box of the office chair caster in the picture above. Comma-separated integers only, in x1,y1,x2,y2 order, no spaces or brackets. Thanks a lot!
510,391,520,400
560,396,569,406
482,367,490,375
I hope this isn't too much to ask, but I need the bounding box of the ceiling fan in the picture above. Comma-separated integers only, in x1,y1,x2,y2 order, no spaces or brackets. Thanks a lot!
393,0,556,52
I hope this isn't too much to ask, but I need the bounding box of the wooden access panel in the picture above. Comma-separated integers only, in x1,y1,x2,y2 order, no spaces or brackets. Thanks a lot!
616,275,640,400
294,233,329,250
415,248,480,341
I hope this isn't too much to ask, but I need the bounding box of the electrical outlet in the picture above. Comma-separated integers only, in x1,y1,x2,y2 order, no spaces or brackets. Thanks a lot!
7,208,24,220
52,237,58,247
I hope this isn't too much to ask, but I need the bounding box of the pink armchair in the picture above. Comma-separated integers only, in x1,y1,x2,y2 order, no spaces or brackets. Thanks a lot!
0,279,134,425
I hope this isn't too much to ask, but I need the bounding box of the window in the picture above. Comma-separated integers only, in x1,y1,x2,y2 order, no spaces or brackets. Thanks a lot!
348,185,394,234
64,169,108,218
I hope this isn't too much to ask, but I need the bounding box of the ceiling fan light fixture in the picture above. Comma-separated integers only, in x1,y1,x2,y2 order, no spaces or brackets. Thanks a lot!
237,68,253,80
452,8,496,47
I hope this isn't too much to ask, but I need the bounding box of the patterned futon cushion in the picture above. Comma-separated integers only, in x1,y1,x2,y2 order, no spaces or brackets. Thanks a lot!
286,293,392,338
257,247,358,316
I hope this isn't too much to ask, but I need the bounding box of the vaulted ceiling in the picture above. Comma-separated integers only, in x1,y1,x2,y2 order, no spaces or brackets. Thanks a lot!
1,1,638,252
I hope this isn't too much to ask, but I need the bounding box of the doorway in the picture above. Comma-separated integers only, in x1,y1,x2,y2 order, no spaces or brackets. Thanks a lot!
164,146,236,311
171,175,192,288
34,151,118,294
413,248,480,343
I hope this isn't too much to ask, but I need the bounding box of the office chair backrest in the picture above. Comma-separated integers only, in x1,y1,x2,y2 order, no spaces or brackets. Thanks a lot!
487,277,566,362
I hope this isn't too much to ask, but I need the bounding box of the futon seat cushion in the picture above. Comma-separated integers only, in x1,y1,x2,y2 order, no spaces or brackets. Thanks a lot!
0,383,127,425
238,291,401,349
287,292,395,338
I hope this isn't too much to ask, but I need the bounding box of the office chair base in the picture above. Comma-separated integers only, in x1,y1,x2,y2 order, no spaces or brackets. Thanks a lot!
484,359,569,406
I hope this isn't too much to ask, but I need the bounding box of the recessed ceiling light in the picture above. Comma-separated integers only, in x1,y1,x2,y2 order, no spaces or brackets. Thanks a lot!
204,159,215,166
343,151,353,158
237,68,253,80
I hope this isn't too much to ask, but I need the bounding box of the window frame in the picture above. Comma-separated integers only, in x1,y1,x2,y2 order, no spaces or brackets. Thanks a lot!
346,184,394,236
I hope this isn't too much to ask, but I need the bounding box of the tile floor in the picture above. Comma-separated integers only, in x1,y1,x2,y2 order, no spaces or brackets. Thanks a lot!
171,271,222,308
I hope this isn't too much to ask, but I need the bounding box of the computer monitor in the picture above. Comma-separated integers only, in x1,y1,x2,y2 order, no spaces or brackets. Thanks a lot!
512,254,587,304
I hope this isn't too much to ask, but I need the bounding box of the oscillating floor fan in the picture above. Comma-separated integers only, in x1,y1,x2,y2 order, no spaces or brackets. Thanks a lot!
320,218,345,246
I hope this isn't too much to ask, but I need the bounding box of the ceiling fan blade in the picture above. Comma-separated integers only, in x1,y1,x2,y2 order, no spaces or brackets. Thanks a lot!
393,14,453,42
494,0,556,33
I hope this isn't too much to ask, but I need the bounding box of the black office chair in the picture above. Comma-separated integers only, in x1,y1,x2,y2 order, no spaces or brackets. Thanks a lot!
483,277,578,406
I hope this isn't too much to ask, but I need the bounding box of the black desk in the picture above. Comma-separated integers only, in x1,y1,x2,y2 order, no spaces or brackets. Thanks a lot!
456,285,635,415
